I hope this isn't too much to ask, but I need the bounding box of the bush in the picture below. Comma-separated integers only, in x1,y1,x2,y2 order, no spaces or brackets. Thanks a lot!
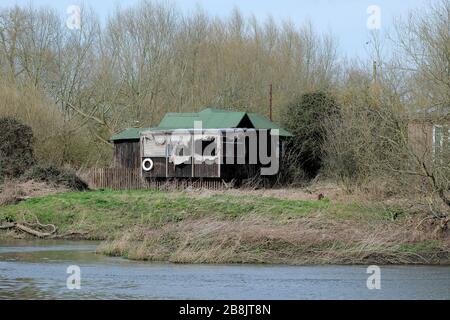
0,180,26,206
0,117,36,180
282,91,340,179
22,165,89,191
323,79,407,193
275,148,308,186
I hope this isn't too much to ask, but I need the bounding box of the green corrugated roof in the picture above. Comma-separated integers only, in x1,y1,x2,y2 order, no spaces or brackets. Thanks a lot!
247,113,293,137
201,108,248,128
111,108,292,141
110,127,155,141
158,108,248,130
158,112,202,129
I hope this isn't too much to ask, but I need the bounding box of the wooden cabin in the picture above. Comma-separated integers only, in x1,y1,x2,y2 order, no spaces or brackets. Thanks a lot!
111,108,292,180
408,106,450,160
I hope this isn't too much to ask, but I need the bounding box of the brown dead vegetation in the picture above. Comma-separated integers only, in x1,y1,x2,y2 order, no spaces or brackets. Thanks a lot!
186,179,427,207
97,213,450,265
0,180,68,206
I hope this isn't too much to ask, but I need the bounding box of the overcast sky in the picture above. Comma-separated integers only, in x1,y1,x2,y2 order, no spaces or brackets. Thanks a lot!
1,0,431,59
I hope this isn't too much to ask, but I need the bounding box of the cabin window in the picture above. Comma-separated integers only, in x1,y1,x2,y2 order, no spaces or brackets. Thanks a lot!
202,140,216,157
142,135,166,157
169,142,191,157
433,125,449,159
194,136,219,163
168,134,192,165
224,135,246,164
175,146,185,156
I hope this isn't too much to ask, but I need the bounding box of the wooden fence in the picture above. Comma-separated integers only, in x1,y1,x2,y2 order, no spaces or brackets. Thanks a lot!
85,168,226,190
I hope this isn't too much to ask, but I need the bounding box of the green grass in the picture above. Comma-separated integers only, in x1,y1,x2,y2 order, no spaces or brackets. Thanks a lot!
0,189,396,240
0,189,388,232
1,189,448,264
398,240,443,254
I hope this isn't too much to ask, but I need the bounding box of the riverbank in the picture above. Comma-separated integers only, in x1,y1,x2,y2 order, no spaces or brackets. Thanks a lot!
0,189,449,265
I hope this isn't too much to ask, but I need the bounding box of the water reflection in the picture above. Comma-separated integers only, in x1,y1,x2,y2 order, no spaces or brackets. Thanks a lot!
0,240,449,300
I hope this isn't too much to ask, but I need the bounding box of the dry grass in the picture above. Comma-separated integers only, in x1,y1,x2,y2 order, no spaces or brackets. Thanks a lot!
186,180,412,204
0,180,26,206
187,181,344,202
97,213,450,265
0,180,67,206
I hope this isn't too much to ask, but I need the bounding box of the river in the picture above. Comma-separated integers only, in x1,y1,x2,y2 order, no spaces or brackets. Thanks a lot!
0,240,448,300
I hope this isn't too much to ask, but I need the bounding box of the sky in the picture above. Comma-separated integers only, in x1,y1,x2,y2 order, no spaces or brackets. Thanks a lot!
0,0,431,59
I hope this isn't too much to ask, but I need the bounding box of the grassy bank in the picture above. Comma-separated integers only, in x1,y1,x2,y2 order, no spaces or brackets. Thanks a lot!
0,189,448,265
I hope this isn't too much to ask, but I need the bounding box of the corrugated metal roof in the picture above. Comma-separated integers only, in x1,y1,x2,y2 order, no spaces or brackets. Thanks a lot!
199,108,247,128
111,108,292,141
158,113,202,129
158,108,247,129
110,127,156,141
247,113,293,137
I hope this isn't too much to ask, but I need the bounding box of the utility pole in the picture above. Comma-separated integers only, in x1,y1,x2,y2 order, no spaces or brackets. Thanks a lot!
269,83,273,121
372,60,378,84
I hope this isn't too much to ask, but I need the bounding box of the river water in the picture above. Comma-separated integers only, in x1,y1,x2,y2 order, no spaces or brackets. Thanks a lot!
0,240,448,300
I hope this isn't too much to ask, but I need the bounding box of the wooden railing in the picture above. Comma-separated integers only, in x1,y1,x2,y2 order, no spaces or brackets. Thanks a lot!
85,168,225,190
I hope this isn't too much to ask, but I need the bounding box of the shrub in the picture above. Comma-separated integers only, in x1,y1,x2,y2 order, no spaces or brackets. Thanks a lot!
0,180,26,206
276,148,308,186
22,165,89,191
282,91,340,179
323,78,409,193
0,117,36,180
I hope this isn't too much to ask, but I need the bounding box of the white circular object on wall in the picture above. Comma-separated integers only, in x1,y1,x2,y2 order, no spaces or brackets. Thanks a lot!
142,158,154,172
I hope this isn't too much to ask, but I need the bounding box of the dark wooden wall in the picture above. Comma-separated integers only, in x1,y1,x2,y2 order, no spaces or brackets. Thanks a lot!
168,163,193,178
113,140,140,169
142,157,167,178
221,164,259,180
194,162,219,178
